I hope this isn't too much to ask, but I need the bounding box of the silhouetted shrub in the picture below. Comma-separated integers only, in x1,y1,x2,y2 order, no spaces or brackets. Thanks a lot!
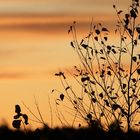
53,0,140,132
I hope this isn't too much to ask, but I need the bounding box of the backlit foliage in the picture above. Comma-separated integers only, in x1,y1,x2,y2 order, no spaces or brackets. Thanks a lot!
53,0,140,132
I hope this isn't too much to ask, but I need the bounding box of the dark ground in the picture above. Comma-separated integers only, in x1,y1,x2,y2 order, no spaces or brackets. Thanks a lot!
0,124,140,140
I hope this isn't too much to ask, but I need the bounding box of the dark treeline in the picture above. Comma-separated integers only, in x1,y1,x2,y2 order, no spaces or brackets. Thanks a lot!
0,123,140,140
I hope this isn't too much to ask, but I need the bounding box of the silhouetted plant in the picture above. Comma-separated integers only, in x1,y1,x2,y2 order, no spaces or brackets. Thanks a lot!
12,104,29,130
53,0,140,132
21,98,49,128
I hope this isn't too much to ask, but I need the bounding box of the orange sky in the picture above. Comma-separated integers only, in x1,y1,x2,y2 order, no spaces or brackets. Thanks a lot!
0,0,134,129
0,0,130,14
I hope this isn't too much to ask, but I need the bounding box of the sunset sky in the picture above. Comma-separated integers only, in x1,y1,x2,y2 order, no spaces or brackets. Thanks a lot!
0,0,131,129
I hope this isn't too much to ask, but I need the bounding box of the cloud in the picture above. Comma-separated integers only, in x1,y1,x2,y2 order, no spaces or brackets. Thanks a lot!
0,0,130,14
0,47,40,60
0,49,16,58
0,14,116,34
0,66,48,80
0,72,27,80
